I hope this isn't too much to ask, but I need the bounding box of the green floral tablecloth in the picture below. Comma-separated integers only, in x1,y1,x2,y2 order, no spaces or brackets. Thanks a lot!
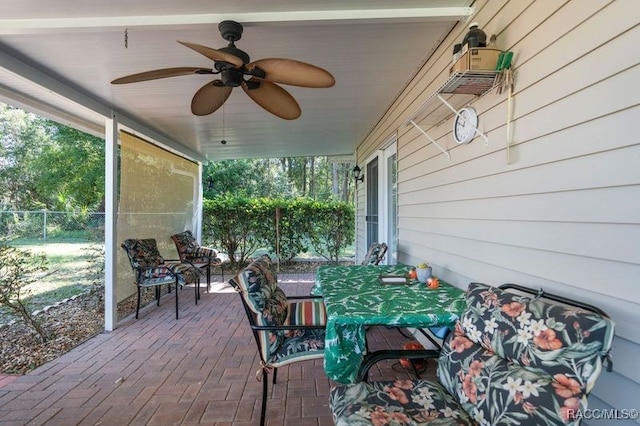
315,264,466,384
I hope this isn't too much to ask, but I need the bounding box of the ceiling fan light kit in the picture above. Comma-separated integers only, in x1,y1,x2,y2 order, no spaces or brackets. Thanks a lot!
112,20,335,120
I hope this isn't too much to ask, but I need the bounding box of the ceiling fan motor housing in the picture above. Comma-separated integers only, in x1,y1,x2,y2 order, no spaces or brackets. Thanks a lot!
221,68,244,87
217,21,250,66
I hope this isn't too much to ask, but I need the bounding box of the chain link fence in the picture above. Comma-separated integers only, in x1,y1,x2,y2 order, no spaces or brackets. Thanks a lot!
0,210,105,242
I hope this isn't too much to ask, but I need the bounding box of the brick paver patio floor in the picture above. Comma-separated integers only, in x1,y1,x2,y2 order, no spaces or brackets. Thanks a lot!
0,272,436,425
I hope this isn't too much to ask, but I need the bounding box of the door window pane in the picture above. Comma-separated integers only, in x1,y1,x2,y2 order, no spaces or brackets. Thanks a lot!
387,153,397,264
366,158,379,246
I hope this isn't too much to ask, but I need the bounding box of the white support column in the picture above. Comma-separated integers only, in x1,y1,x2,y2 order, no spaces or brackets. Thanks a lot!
104,114,118,331
196,162,204,242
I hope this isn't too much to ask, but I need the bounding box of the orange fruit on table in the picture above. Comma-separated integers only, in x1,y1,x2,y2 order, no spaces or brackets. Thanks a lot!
427,276,440,289
408,269,417,279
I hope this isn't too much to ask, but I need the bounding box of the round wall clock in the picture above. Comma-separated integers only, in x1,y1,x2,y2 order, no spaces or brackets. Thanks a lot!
453,107,478,144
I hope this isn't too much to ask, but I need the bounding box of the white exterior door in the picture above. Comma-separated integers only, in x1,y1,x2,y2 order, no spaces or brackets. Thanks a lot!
382,141,398,264
364,136,397,264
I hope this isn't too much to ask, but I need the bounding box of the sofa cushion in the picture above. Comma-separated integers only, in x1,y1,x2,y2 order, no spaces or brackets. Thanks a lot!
330,379,474,425
459,283,614,384
437,282,615,425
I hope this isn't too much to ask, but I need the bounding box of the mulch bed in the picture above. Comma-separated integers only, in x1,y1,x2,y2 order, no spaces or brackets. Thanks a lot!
0,291,104,375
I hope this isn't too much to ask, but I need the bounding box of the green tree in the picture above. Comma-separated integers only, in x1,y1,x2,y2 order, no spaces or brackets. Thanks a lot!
0,104,105,212
0,104,50,210
204,159,292,199
31,123,105,211
205,157,356,202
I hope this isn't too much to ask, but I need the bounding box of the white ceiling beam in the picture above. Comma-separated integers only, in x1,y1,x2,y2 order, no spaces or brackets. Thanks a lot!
0,84,104,137
0,47,205,162
0,48,112,117
0,7,472,32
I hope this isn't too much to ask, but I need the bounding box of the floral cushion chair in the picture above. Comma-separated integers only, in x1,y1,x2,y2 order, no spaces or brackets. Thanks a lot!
171,230,223,293
121,238,203,319
361,242,388,265
330,282,615,426
229,254,326,426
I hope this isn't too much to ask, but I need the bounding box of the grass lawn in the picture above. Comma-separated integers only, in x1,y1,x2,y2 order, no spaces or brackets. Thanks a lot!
1,238,354,323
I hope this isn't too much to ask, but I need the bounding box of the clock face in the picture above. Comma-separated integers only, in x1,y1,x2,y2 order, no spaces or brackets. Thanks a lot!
453,107,478,144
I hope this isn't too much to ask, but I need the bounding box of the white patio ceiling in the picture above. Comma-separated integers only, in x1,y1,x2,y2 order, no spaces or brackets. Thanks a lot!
0,1,473,161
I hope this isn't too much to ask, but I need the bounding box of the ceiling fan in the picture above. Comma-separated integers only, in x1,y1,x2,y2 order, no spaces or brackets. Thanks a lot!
111,20,335,120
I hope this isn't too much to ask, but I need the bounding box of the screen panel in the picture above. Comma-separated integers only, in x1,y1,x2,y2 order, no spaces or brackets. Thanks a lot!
116,131,199,303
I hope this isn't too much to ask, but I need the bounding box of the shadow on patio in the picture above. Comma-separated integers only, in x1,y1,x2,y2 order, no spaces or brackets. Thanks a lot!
0,272,434,425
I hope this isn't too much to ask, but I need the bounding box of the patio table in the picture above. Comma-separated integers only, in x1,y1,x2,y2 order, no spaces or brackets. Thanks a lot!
315,264,466,384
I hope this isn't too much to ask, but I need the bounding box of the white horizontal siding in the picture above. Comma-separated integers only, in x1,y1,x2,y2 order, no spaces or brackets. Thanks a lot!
589,364,640,422
402,145,640,203
400,186,640,224
608,336,640,385
356,0,640,416
585,397,639,426
401,218,640,265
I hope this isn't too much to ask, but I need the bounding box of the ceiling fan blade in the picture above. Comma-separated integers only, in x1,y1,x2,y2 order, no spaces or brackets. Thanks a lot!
111,67,214,84
191,80,233,116
178,41,244,68
247,59,335,88
242,78,301,120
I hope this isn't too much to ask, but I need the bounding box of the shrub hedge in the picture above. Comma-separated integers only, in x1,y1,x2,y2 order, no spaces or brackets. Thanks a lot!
202,196,354,266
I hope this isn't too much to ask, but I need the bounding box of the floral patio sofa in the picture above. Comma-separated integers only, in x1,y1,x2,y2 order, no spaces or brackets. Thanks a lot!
330,282,615,425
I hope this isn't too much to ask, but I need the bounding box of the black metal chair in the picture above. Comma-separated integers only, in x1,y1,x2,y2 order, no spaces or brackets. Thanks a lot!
171,230,223,293
330,282,615,425
121,238,203,319
229,254,326,426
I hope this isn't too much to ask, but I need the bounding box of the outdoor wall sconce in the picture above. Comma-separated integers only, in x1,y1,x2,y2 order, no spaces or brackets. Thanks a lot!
353,165,364,184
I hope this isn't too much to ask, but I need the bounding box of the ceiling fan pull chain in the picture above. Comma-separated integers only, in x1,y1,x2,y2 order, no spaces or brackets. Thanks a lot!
221,104,227,145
